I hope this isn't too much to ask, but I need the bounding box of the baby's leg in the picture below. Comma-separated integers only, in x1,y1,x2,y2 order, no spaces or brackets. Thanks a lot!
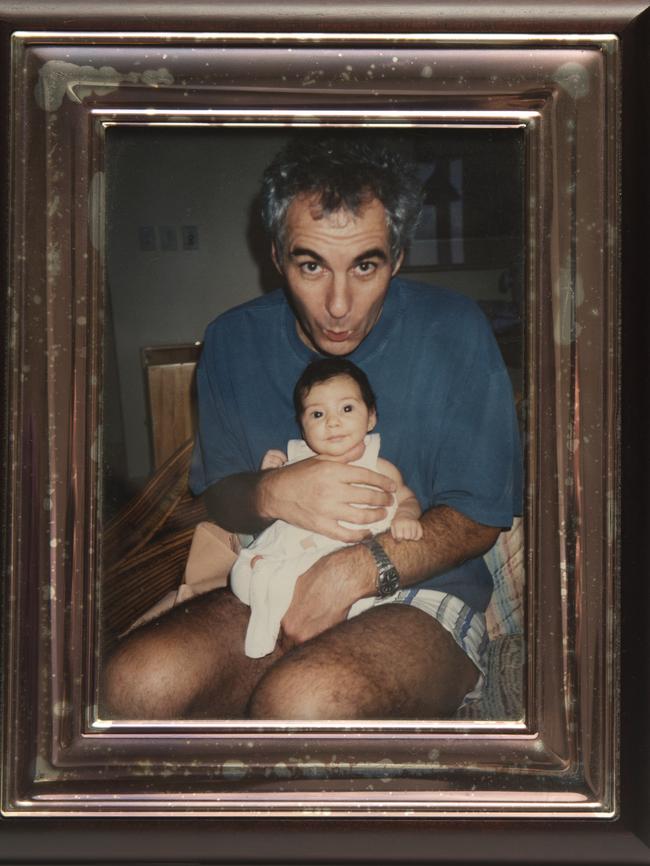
246,556,302,658
229,548,256,604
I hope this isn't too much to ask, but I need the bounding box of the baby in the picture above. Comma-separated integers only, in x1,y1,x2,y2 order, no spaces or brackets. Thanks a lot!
230,357,423,657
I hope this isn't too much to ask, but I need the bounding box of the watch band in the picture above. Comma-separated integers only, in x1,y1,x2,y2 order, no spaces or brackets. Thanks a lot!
361,536,400,597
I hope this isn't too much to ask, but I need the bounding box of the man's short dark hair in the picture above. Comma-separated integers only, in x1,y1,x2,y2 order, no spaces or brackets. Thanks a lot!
261,136,423,263
293,358,377,425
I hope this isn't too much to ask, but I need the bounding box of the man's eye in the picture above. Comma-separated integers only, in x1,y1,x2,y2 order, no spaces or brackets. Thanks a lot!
355,261,377,274
300,261,322,274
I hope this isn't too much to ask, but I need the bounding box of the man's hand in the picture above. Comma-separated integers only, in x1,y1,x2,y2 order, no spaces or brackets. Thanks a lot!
258,457,396,543
279,545,372,649
279,505,502,650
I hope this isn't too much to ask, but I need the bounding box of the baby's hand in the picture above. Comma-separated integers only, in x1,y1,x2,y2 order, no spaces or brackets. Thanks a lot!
390,517,423,541
261,449,288,470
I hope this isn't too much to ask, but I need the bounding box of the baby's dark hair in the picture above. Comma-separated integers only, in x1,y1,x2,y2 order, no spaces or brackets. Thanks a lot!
293,358,376,424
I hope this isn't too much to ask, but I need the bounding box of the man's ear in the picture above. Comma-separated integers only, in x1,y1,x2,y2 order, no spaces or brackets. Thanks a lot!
367,409,377,432
271,242,284,275
391,249,405,276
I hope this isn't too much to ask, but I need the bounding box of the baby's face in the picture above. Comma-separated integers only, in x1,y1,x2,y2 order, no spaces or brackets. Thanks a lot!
300,374,376,460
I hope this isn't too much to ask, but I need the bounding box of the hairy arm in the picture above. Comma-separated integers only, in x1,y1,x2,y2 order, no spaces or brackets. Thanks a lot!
378,505,499,586
280,504,500,647
203,471,273,536
202,449,288,536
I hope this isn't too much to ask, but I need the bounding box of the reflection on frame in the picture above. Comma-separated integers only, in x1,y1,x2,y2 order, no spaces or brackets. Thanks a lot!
2,31,617,817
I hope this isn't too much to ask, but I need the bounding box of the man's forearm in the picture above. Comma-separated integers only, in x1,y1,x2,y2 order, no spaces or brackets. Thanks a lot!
349,505,501,599
280,505,502,646
385,505,500,584
202,471,272,535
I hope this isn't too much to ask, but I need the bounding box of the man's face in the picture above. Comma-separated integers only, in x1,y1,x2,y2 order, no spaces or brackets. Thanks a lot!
273,195,403,356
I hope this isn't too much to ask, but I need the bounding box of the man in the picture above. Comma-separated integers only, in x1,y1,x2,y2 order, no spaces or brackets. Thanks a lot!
102,136,522,720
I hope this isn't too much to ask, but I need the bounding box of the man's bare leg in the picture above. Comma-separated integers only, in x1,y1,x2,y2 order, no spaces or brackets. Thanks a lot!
102,594,477,720
100,588,283,719
248,604,478,720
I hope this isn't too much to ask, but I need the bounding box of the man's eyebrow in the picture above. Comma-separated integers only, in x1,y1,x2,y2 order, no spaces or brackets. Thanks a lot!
352,248,388,264
288,246,388,264
289,246,324,261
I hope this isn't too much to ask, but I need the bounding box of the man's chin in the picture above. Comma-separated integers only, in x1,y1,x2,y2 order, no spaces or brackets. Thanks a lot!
319,344,355,357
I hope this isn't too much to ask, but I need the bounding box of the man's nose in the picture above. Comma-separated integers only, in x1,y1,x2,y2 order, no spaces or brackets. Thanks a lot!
325,273,352,319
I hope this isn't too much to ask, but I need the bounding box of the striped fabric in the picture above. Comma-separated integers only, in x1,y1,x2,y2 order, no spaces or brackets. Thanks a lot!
483,516,525,639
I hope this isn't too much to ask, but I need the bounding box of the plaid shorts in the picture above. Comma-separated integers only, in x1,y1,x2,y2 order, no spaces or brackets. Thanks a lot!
347,588,488,705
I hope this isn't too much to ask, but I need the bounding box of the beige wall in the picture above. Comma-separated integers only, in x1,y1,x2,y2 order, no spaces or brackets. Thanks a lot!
106,128,290,485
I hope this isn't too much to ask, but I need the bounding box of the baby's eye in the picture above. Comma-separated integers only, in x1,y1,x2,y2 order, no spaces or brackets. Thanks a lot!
343,404,354,413
311,410,323,419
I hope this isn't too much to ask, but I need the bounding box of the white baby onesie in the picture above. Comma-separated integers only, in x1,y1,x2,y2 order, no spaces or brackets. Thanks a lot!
230,433,396,658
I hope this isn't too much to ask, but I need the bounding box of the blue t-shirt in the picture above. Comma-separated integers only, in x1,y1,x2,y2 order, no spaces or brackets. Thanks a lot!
189,277,523,612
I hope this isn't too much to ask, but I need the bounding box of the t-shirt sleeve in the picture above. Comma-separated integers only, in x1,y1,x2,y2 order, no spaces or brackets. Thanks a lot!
430,307,523,527
188,322,253,495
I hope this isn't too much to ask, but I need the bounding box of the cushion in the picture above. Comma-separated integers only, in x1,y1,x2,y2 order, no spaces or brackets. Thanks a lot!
456,633,525,720
484,517,525,639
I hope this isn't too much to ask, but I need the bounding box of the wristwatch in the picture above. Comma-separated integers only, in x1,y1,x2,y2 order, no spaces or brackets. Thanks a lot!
361,537,400,597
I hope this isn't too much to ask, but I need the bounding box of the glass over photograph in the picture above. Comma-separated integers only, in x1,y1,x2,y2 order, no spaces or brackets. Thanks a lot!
98,126,526,724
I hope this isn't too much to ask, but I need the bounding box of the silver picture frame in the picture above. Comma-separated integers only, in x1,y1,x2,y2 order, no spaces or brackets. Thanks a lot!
0,1,642,862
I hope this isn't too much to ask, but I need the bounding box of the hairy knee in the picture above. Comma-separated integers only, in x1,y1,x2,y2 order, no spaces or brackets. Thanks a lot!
100,629,191,719
248,655,373,720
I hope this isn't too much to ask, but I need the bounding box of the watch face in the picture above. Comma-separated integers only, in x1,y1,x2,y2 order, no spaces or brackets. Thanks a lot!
378,567,400,596
364,537,400,596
